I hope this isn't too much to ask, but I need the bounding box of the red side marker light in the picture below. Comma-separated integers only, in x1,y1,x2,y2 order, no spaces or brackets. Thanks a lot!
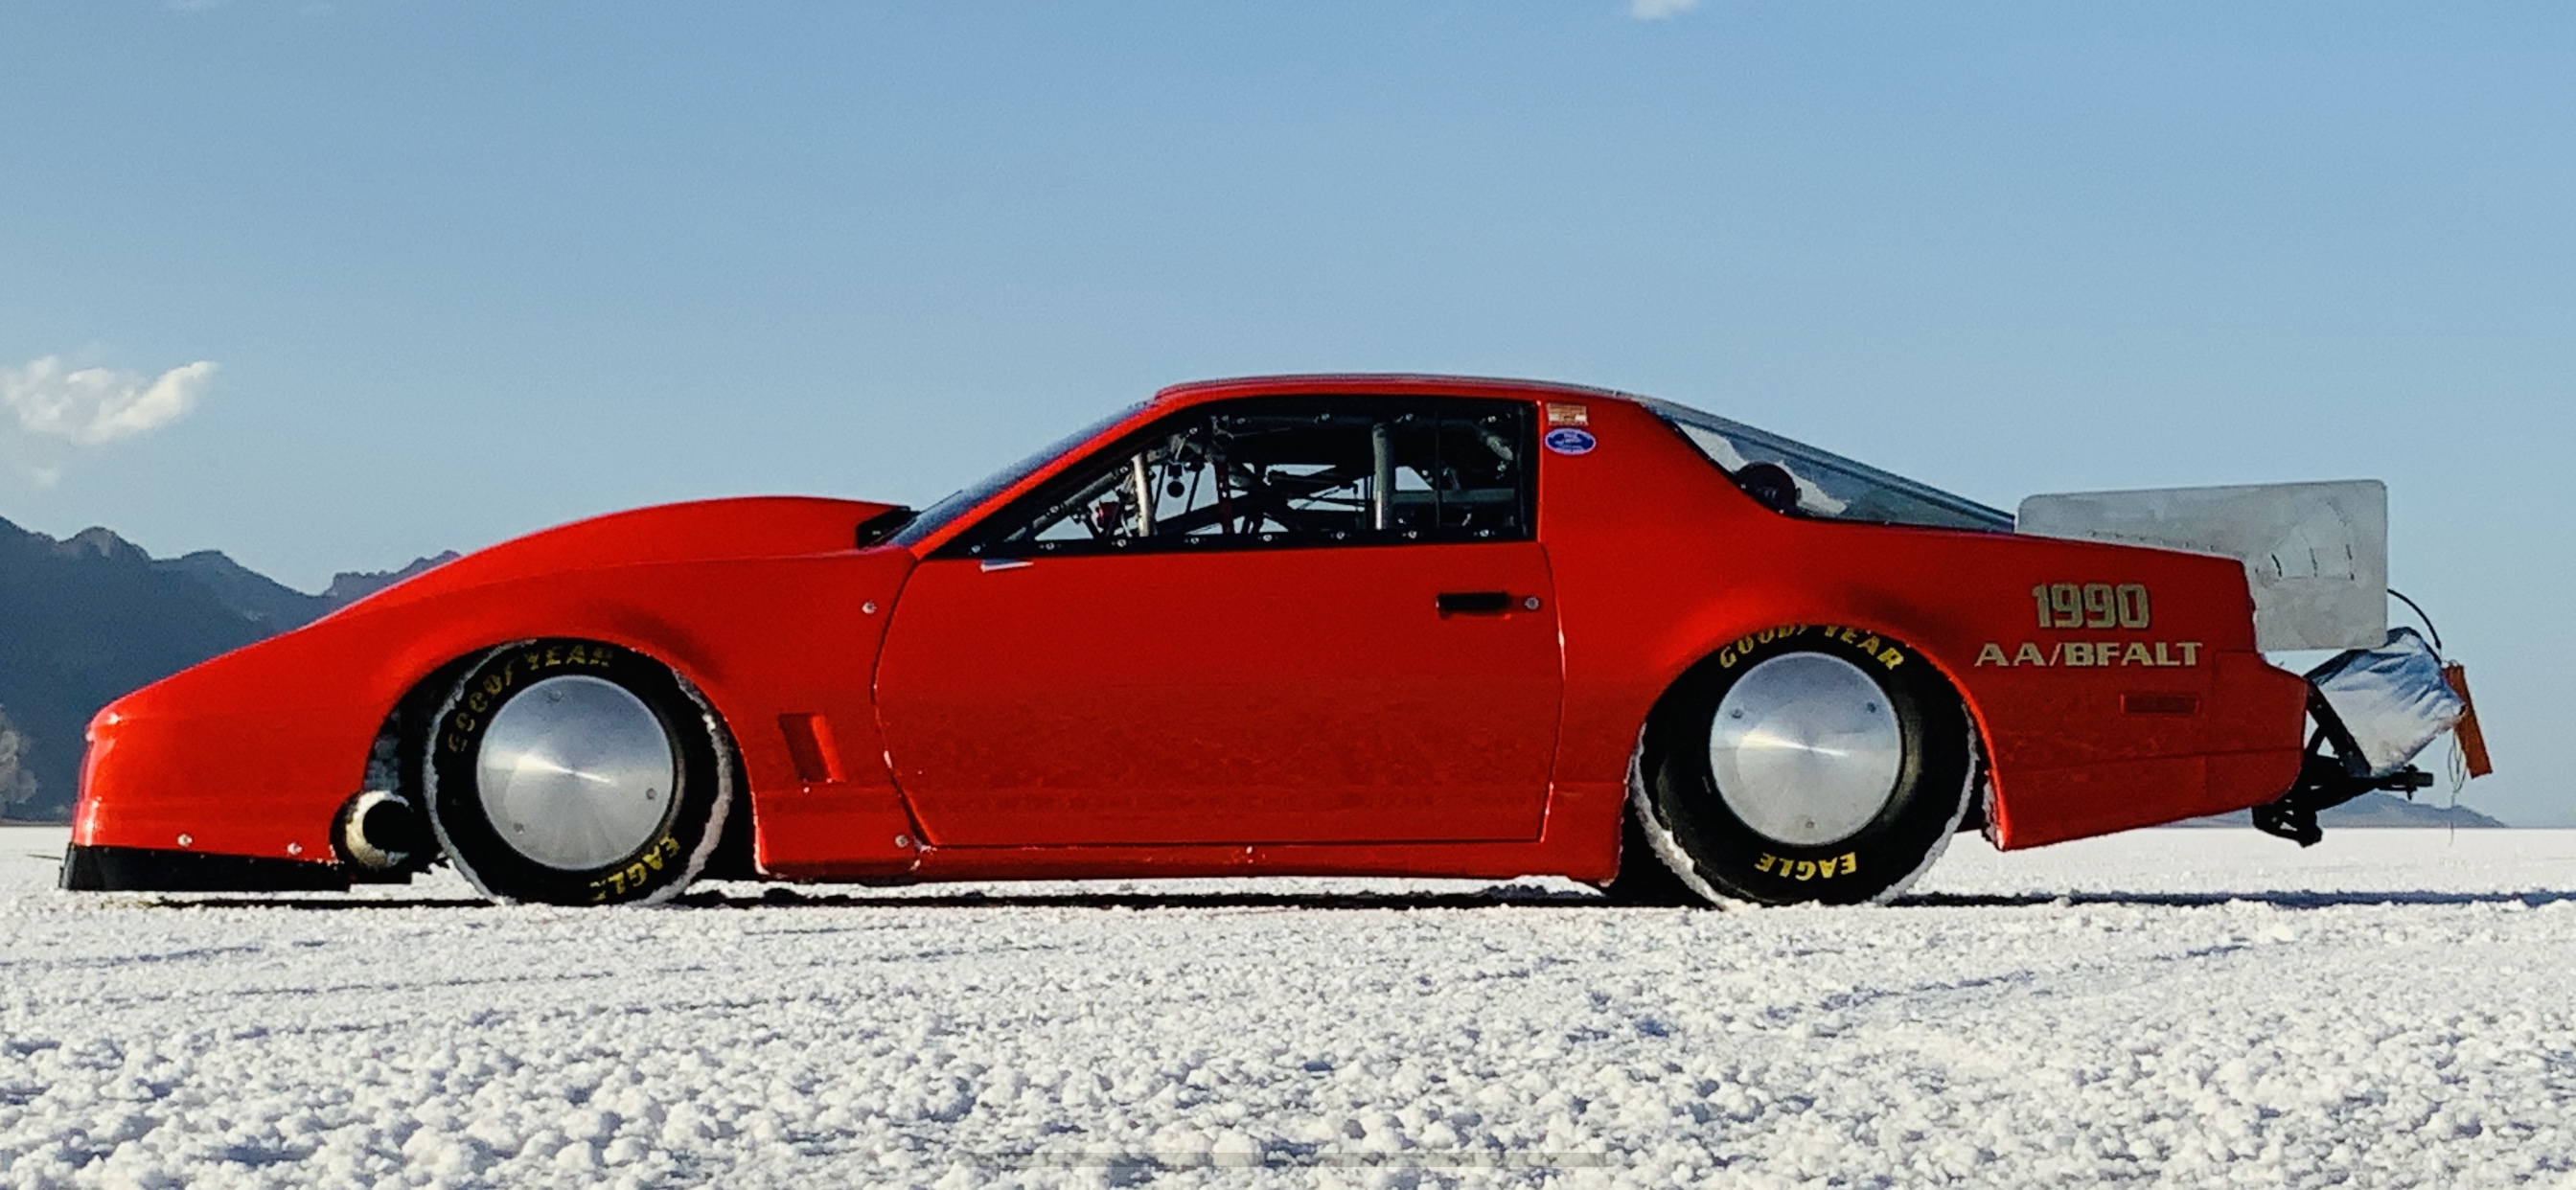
2121,692,2200,716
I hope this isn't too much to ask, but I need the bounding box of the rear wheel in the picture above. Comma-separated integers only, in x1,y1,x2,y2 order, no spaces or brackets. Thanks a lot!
1631,627,1974,906
423,639,733,905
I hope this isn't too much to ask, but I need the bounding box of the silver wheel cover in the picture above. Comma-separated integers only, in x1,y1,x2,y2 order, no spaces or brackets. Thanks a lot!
476,675,678,871
1709,652,1905,847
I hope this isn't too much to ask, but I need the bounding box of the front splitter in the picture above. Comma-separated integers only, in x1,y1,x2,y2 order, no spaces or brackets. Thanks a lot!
59,844,352,893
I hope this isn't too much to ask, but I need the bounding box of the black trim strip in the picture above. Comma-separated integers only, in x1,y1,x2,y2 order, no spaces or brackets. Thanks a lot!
1437,590,1512,614
853,505,917,548
59,844,352,893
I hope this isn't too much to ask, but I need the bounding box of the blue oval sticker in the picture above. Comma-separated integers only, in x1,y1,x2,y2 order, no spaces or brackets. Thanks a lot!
1544,427,1598,455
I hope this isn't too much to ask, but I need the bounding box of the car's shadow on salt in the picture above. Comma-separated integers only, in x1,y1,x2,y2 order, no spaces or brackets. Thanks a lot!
136,886,2576,912
1896,890,2576,910
690,887,2576,911
135,883,1608,912
678,884,1612,911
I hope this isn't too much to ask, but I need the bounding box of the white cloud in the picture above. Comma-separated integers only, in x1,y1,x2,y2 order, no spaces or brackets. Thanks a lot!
1629,0,1702,18
1,356,214,484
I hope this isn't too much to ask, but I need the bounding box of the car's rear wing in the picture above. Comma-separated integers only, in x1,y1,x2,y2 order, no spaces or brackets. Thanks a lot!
2015,479,2386,652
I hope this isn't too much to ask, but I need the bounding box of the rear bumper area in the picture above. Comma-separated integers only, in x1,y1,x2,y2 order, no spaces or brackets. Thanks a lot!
59,844,351,893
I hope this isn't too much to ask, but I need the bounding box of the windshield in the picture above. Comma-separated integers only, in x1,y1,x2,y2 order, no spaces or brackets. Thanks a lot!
1641,398,2011,533
887,401,1149,549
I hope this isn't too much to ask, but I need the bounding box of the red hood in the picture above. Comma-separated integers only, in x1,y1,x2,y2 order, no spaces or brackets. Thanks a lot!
89,495,908,732
332,495,906,618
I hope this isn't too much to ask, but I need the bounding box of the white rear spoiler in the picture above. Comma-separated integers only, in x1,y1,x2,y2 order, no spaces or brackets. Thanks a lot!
2015,480,2387,652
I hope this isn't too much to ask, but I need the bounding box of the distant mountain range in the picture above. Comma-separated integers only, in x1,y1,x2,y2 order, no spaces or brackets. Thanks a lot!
0,517,453,822
2169,790,2506,830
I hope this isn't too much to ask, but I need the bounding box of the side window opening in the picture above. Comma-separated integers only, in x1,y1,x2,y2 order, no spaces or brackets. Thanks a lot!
1644,399,2012,533
961,397,1533,557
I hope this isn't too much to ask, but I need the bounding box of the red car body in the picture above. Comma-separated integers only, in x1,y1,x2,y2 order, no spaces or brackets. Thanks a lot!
67,376,2312,891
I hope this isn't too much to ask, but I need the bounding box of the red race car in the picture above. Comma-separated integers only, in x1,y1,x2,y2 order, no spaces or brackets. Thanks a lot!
61,375,2480,906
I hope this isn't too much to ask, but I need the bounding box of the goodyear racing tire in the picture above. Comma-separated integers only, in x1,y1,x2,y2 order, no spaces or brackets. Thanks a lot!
423,639,734,906
1632,626,1975,907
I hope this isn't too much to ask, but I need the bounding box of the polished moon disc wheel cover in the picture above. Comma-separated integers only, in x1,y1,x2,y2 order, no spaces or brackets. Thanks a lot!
475,675,678,871
1708,652,1905,847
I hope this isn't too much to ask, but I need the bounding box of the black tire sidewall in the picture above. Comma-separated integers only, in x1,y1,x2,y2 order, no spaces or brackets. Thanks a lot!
1642,626,1969,906
426,639,724,905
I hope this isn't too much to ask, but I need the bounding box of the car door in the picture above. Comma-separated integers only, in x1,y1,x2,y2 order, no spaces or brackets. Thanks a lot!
874,395,1563,847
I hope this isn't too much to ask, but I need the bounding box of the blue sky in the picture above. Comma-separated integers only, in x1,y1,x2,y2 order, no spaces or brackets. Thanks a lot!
3,2,2568,822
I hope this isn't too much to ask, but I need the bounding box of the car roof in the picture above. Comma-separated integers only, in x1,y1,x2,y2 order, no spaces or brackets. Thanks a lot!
1151,374,1644,405
1148,375,2012,535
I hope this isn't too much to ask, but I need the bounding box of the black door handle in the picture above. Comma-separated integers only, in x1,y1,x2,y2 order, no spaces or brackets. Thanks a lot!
1437,590,1512,614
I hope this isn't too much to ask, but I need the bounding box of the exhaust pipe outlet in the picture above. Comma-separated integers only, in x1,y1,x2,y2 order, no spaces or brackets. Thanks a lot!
334,790,429,874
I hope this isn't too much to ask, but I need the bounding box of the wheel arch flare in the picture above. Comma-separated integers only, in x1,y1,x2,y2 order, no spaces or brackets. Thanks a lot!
346,631,758,889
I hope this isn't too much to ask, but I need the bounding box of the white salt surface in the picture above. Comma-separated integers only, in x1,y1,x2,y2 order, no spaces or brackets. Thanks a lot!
6,825,2576,1188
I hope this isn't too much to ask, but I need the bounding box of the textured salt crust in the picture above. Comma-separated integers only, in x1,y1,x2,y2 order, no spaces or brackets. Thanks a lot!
7,826,2576,1188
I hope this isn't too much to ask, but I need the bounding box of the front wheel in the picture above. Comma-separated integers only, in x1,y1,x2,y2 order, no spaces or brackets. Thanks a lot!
1631,627,1976,906
423,639,734,905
